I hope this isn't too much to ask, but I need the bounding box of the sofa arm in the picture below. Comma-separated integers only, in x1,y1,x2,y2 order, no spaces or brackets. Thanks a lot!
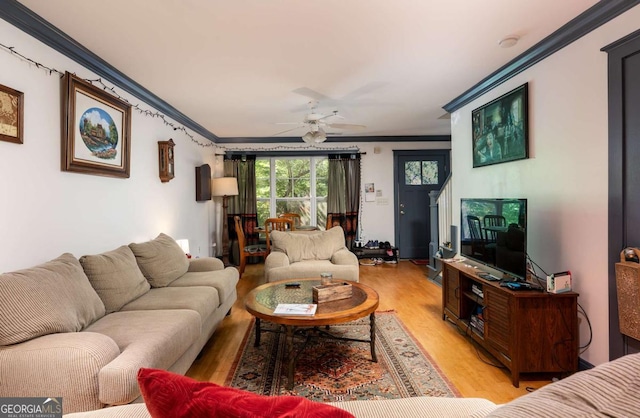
332,248,359,266
265,251,290,270
188,257,224,272
0,332,120,414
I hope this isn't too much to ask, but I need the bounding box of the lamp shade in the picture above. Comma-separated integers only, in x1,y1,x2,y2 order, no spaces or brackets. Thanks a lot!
211,177,239,197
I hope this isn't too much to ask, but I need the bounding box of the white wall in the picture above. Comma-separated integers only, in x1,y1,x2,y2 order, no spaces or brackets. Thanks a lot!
0,20,216,272
450,6,640,366
213,140,450,246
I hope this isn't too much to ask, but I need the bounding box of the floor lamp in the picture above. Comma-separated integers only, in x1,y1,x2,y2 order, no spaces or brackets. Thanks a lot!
212,177,239,266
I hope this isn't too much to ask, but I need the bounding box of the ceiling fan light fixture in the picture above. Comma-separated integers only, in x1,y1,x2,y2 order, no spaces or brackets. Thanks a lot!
302,128,326,144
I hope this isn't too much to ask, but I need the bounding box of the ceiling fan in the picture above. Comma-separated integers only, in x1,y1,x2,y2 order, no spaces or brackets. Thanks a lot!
274,101,366,143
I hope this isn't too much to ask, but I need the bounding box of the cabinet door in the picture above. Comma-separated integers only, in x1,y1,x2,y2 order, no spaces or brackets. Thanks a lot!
443,265,460,318
484,287,511,355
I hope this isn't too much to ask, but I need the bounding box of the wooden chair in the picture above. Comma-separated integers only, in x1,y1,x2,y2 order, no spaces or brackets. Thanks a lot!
483,215,506,243
279,212,301,228
326,214,341,231
467,215,487,261
264,217,294,253
234,216,268,278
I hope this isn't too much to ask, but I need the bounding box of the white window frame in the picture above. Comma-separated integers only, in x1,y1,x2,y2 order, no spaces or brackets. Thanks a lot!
256,156,327,227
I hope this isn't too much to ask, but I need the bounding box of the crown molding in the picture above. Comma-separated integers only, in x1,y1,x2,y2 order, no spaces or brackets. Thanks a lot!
443,0,640,113
0,0,219,142
215,135,451,144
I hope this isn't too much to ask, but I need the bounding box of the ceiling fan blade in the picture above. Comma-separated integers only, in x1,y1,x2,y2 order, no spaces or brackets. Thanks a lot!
342,81,388,101
272,126,305,136
327,123,367,130
275,122,304,125
292,87,334,102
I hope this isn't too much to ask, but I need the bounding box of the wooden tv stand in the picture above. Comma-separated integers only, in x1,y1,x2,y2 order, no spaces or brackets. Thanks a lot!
441,260,579,387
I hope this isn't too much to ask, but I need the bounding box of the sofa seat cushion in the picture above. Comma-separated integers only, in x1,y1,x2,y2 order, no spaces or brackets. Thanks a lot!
270,226,346,263
169,269,239,306
137,368,355,418
79,246,151,314
119,287,219,324
0,253,105,346
129,233,190,287
84,310,201,405
267,260,359,282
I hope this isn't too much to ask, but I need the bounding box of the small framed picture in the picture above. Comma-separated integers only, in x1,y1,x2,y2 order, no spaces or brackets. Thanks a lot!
365,183,375,202
0,83,24,144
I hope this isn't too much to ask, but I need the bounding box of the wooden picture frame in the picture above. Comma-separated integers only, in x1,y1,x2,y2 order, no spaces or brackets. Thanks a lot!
61,72,132,178
472,83,528,168
0,83,24,144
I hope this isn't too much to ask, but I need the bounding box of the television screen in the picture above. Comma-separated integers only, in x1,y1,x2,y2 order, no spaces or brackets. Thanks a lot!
460,198,527,279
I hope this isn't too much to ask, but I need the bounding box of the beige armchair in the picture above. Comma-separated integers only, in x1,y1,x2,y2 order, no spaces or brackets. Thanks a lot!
264,226,359,282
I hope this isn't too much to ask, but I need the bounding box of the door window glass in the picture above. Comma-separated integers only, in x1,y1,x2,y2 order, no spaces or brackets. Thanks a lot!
404,161,422,185
422,161,438,184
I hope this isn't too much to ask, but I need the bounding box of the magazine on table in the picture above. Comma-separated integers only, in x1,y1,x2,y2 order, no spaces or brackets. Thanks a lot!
273,303,317,316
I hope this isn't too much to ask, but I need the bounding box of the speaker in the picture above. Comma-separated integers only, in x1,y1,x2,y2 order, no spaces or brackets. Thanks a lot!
195,164,211,201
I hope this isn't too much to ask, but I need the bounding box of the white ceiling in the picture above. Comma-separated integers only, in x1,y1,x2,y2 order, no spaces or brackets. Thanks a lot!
18,0,598,139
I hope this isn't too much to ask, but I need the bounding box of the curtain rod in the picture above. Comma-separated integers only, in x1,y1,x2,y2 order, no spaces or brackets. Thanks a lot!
224,151,366,158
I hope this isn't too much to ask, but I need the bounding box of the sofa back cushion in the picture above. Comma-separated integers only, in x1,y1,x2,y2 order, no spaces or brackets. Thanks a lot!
80,245,151,314
0,253,106,346
128,233,189,287
270,226,346,263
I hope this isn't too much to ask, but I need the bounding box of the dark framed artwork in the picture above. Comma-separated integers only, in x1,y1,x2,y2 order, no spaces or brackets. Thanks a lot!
472,83,528,168
0,83,24,144
61,72,132,178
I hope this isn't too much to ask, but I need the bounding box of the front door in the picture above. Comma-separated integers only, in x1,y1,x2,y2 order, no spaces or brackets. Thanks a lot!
394,150,449,259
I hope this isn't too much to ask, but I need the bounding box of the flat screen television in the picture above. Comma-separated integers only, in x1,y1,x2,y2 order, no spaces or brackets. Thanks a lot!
460,198,527,279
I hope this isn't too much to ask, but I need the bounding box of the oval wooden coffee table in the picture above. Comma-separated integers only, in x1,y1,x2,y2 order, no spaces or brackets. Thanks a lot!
244,278,379,389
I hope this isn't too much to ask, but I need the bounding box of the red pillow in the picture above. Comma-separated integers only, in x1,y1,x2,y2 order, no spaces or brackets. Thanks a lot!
137,368,355,418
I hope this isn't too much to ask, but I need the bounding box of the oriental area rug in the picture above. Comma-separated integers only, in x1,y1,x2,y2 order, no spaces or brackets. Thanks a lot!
225,311,459,402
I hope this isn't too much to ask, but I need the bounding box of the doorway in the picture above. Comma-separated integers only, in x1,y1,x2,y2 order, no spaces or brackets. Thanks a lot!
606,29,640,359
394,150,450,259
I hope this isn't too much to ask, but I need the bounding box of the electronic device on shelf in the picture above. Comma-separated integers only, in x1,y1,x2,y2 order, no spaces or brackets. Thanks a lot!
460,198,528,281
477,272,501,281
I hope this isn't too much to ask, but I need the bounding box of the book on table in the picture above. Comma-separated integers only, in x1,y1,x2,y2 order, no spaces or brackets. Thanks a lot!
273,303,317,316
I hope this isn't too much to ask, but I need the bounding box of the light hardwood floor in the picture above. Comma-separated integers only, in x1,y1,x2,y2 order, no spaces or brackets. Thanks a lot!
186,261,550,405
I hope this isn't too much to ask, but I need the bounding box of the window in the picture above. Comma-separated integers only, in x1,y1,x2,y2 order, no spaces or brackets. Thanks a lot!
404,160,439,185
256,157,328,228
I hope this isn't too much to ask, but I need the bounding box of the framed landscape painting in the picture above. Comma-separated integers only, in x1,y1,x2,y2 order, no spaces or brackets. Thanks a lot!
61,72,132,178
472,83,528,168
0,83,24,144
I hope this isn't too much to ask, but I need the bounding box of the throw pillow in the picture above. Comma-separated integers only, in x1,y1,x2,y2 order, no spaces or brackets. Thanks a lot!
79,245,151,314
0,253,106,346
129,233,189,287
137,368,355,418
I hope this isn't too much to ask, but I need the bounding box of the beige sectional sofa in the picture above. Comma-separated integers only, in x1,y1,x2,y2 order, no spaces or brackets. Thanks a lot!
65,351,640,417
264,226,359,282
0,233,239,414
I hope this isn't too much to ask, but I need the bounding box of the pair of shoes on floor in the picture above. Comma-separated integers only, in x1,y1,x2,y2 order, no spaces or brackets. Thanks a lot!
365,240,379,249
379,241,392,249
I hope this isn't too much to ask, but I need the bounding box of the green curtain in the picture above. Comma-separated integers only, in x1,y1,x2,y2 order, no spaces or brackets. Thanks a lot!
327,154,361,249
224,156,258,265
